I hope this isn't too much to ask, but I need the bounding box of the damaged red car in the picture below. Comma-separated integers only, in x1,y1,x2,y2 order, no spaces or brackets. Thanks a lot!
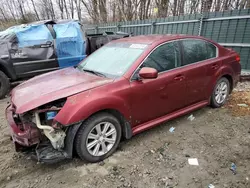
6,35,241,163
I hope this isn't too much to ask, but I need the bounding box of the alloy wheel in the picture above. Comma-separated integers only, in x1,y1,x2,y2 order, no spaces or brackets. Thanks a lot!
215,81,228,104
86,122,117,156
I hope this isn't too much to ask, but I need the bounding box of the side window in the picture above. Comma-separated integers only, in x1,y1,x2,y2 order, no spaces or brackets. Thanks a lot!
206,42,216,58
182,39,217,66
15,25,53,48
140,42,180,73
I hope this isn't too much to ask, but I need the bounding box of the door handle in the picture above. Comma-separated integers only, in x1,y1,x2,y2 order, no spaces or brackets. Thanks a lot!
211,64,219,69
174,75,185,81
40,41,53,48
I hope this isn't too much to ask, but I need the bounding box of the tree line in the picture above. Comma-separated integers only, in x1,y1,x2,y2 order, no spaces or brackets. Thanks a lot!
0,0,249,29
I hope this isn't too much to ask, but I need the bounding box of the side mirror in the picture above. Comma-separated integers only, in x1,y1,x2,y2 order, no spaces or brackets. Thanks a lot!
139,67,158,79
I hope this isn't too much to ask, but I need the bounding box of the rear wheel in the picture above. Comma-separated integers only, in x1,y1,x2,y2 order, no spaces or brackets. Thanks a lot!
0,71,10,99
211,77,230,108
75,112,121,162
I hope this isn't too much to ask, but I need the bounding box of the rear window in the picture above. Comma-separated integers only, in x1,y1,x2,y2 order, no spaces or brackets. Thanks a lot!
182,39,217,66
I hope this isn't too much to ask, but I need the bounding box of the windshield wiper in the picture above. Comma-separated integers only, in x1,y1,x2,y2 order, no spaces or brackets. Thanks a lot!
82,68,107,77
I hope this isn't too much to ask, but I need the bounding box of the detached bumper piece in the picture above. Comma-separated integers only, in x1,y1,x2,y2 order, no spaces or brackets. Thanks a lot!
35,143,70,164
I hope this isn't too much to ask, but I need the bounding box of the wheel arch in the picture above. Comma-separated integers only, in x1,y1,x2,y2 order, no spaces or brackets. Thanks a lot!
221,74,233,93
64,108,133,159
87,108,133,140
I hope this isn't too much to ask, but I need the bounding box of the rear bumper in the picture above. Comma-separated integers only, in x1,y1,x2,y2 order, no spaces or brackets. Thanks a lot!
5,104,41,149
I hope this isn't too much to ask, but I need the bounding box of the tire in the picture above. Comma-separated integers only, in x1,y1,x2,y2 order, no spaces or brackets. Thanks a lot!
210,77,230,108
0,70,10,99
75,112,122,163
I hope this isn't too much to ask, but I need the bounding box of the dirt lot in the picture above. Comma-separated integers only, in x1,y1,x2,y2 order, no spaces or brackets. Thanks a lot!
0,83,250,188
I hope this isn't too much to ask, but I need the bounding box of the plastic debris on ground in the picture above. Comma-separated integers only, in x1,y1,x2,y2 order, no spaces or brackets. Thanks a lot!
230,163,237,175
237,103,249,107
208,184,215,188
188,158,199,166
169,127,175,133
187,114,195,121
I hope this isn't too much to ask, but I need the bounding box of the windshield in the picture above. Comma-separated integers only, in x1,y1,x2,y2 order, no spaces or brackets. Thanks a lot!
77,43,147,78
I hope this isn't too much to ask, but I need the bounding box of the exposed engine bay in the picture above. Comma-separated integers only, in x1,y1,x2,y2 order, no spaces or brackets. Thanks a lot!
11,98,77,163
33,99,66,150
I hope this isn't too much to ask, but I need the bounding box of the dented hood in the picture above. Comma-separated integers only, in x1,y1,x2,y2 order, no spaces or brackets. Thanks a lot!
11,67,113,114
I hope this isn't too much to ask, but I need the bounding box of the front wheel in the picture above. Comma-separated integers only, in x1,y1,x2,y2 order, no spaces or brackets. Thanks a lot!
210,77,230,108
75,112,121,162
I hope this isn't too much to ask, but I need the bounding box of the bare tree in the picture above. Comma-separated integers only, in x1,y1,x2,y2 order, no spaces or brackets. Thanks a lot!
179,0,186,15
222,0,230,10
74,0,82,20
0,0,250,28
30,0,40,20
5,0,17,22
172,0,178,15
204,0,213,12
16,0,26,21
81,0,100,23
98,0,107,22
156,0,169,17
57,0,65,19
137,0,149,20
49,0,56,19
117,0,141,21
239,0,250,8
69,0,74,19
190,0,200,14
247,0,250,8
111,0,116,21
63,0,70,19
40,0,56,19
215,0,222,11
0,6,8,22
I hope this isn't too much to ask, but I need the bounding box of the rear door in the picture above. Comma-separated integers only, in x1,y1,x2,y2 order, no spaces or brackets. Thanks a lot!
180,39,219,105
10,24,58,78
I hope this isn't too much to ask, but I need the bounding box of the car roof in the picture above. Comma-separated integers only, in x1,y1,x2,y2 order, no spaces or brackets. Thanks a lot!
110,34,207,45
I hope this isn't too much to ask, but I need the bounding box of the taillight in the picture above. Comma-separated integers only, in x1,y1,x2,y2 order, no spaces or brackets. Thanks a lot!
236,55,240,62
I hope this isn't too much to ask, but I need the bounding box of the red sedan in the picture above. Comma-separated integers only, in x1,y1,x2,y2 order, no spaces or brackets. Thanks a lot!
6,35,241,163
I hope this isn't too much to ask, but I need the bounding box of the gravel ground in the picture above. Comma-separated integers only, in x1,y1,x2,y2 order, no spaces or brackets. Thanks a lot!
0,82,250,188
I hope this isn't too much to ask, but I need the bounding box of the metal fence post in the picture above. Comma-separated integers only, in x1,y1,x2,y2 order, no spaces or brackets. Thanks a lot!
95,26,99,34
116,24,121,32
151,22,156,34
198,0,204,36
198,17,203,36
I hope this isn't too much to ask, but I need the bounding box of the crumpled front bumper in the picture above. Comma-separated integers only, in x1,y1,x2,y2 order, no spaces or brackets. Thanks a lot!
6,104,76,163
5,104,41,150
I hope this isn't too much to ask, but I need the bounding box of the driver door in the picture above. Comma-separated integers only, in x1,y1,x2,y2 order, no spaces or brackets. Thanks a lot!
11,24,57,78
129,41,187,126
